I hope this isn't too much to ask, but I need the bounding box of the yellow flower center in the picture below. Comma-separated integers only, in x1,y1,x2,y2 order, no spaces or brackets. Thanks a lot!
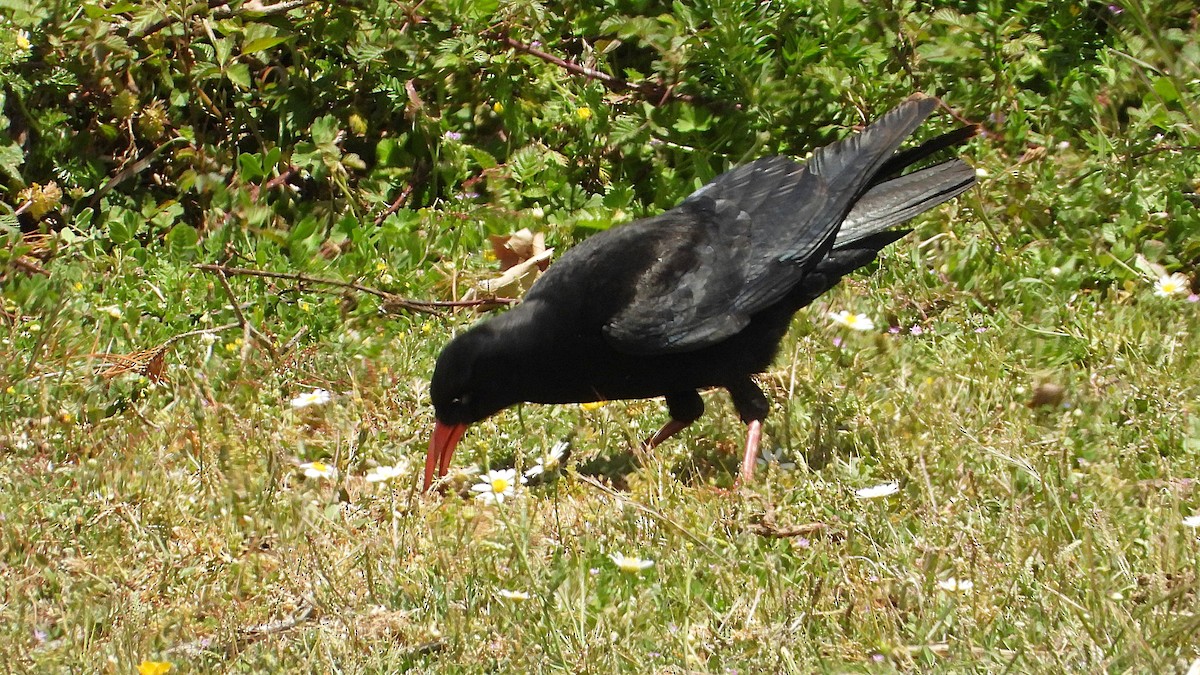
491,477,510,493
311,461,327,472
1163,281,1179,292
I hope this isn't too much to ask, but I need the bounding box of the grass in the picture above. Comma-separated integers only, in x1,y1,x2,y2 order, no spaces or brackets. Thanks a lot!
3,2,1200,671
2,192,1199,672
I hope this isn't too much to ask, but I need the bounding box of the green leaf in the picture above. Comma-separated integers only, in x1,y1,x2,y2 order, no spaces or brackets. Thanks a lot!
0,142,23,182
242,35,290,56
225,63,251,89
165,223,199,253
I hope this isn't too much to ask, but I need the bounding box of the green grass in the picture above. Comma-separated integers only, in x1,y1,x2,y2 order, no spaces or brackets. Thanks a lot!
3,1,1200,672
2,204,1199,672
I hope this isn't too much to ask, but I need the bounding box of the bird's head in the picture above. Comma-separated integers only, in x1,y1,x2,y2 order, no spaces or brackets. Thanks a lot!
423,322,524,490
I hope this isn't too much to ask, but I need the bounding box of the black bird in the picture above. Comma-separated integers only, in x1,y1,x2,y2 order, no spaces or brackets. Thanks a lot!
424,94,975,490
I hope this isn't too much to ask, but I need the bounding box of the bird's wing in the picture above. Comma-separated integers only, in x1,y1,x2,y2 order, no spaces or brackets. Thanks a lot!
603,95,939,355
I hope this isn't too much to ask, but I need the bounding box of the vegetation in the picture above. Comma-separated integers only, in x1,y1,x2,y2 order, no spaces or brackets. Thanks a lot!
2,0,1199,671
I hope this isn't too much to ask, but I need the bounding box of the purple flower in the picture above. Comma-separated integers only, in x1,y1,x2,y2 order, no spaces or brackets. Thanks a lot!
888,325,901,334
1188,294,1199,303
974,326,988,333
443,131,463,141
909,325,924,335
832,336,843,348
1108,4,1124,14
871,653,886,663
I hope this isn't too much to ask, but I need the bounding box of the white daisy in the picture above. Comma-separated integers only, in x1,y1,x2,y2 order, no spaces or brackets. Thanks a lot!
1154,272,1190,297
609,552,654,574
496,589,531,602
936,577,974,593
365,459,410,483
299,461,336,480
471,468,525,504
1183,515,1200,528
854,481,899,499
290,388,332,409
756,448,796,471
524,440,569,478
828,310,875,331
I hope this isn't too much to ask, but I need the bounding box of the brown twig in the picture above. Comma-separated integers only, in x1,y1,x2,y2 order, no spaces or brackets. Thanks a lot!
488,31,732,110
194,263,516,314
249,166,296,202
211,267,279,361
131,0,315,40
749,521,828,538
375,162,426,226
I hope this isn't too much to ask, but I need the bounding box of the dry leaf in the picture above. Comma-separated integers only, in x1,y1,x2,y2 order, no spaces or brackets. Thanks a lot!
473,249,554,298
488,228,548,271
1029,382,1065,409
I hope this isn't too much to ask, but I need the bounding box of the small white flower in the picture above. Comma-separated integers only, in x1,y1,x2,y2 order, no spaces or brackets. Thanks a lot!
1183,515,1200,528
365,459,410,483
854,481,900,500
299,461,336,480
1154,272,1190,298
496,589,531,602
609,552,654,574
756,448,796,471
96,305,123,319
524,440,569,478
936,577,974,593
471,468,525,504
828,310,875,331
290,388,332,409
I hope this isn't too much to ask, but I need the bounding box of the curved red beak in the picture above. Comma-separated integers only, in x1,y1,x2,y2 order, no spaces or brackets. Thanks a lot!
423,420,469,491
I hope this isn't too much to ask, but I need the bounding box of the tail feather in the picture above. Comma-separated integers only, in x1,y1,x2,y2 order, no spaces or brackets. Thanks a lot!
870,125,978,188
834,159,975,249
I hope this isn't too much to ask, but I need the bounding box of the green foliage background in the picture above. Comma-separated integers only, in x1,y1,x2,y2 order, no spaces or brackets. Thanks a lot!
1,0,1199,672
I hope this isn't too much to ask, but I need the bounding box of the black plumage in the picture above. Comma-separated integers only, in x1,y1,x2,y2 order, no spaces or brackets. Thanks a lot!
424,94,976,489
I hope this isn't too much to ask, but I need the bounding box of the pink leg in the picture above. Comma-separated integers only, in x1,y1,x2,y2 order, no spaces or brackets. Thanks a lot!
738,419,763,485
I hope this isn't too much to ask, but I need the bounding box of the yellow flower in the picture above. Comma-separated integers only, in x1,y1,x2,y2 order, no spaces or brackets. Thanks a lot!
580,401,605,411
492,102,505,114
15,30,31,51
138,662,172,675
576,106,593,121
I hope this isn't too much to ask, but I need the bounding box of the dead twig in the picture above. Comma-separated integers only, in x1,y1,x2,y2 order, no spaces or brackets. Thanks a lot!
576,474,728,558
211,266,279,361
748,499,833,539
194,263,516,314
749,521,828,538
488,31,733,111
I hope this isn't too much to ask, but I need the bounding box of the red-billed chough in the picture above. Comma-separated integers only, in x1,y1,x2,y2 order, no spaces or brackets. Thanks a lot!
424,94,975,490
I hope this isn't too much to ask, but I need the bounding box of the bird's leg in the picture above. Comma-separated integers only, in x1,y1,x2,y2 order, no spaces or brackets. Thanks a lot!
644,419,690,450
641,390,704,450
740,420,763,484
727,378,770,486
